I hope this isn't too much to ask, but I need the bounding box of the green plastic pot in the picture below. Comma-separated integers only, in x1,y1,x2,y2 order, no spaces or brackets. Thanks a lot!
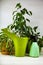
2,28,28,57
14,37,28,57
29,42,40,57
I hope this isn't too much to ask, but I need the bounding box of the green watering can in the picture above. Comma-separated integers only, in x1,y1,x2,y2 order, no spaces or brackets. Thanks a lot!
2,28,28,57
29,42,40,57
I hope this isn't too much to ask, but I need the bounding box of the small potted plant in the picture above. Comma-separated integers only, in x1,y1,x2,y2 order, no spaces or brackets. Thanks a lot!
0,32,14,55
2,28,29,57
7,3,32,55
0,32,9,55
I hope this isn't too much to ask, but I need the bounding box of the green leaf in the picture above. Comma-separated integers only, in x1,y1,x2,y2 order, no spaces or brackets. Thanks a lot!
28,11,32,16
42,36,43,39
15,3,21,9
7,24,12,29
21,10,25,15
26,18,30,22
11,25,15,30
0,32,3,34
37,32,40,35
33,26,38,32
12,11,17,15
21,8,29,15
12,15,16,20
16,12,22,17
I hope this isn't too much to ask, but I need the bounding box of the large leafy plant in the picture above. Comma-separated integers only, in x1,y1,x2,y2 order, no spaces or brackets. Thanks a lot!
7,3,32,37
7,3,40,40
7,3,41,54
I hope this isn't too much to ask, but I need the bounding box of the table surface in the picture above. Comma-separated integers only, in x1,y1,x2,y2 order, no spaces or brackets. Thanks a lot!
0,53,43,65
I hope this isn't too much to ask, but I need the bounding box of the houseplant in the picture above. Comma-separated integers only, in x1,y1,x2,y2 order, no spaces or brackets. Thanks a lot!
2,28,29,57
0,32,14,55
7,3,32,55
7,3,41,56
0,32,9,55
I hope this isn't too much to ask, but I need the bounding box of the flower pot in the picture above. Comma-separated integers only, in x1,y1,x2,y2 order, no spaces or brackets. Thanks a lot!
14,37,28,57
29,42,40,57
